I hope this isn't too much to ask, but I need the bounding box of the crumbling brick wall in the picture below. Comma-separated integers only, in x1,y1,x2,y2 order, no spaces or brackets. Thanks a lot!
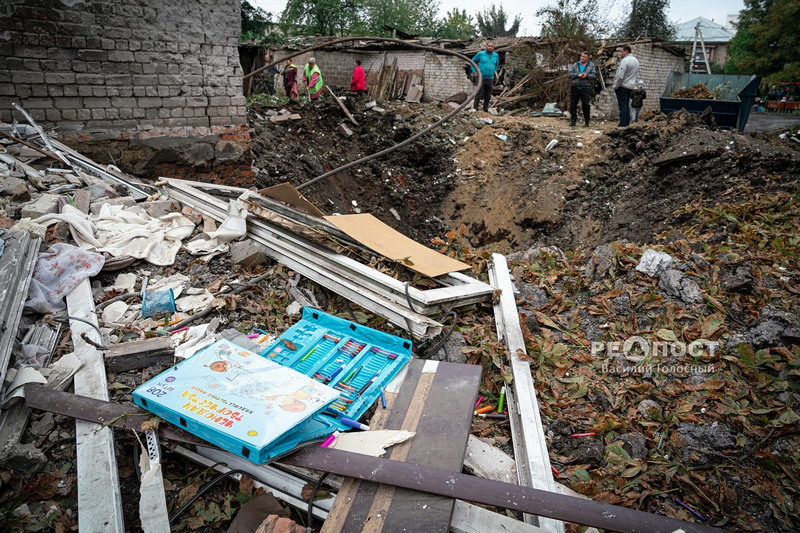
423,52,474,102
0,0,251,185
595,42,685,121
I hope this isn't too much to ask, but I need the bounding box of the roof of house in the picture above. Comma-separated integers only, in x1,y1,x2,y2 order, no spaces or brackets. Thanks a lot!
675,17,735,43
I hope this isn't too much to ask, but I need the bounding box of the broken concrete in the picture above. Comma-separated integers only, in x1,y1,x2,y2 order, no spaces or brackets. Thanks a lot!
636,249,674,277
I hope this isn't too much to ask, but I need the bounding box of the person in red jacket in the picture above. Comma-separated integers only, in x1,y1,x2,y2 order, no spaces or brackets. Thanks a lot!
351,59,366,95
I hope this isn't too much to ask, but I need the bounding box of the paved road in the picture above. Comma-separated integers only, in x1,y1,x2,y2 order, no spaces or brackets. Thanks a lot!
745,111,800,133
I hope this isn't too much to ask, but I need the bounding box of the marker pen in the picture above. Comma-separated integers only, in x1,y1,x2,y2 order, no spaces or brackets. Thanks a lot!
320,431,339,447
340,417,370,431
357,371,379,395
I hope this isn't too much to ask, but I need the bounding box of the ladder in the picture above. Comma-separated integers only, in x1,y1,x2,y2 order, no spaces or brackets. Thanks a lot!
690,22,711,74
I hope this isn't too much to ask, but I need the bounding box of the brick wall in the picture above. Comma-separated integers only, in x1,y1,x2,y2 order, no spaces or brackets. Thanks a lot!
423,52,474,102
0,0,251,184
595,43,685,121
270,47,475,102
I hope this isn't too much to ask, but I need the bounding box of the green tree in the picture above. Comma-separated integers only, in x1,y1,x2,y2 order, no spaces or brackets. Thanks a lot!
241,0,274,39
438,8,477,39
726,0,800,82
362,0,441,36
536,0,609,42
280,0,361,36
618,0,675,39
476,4,522,37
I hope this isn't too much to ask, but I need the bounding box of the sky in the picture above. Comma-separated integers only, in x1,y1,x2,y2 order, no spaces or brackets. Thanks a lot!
249,0,745,36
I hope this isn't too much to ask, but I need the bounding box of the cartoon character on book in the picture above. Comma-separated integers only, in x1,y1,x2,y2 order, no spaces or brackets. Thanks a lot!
241,381,327,412
204,345,247,387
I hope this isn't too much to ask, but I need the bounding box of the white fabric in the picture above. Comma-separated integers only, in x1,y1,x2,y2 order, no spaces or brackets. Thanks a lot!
184,198,248,256
33,203,195,266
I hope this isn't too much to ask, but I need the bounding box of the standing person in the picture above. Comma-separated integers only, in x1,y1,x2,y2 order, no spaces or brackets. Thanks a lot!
264,54,279,95
612,44,640,127
283,59,299,101
351,59,366,95
303,57,324,100
470,41,499,113
568,51,596,127
631,80,646,123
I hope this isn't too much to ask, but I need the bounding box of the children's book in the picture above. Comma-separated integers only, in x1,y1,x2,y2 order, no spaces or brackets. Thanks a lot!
133,339,339,463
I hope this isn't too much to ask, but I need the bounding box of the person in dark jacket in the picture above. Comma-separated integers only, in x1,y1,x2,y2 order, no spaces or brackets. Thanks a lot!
631,80,646,123
568,51,596,127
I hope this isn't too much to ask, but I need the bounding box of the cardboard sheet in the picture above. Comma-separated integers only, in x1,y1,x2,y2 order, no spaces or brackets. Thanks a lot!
259,183,325,217
323,213,470,278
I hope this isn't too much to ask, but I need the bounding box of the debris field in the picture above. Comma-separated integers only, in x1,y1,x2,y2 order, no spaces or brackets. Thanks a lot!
0,95,799,533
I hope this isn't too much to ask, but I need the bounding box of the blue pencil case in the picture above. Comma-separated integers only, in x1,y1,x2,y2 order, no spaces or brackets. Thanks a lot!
260,307,412,446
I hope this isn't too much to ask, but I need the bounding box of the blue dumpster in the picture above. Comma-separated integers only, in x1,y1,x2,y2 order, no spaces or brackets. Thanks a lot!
660,72,762,131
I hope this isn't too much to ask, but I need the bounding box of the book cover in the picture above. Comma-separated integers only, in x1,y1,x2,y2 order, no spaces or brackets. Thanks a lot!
133,338,339,462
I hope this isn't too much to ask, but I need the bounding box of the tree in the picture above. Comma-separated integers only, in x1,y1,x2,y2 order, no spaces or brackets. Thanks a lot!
617,0,675,39
536,0,609,42
476,4,522,37
280,0,361,36
726,0,800,83
438,9,476,39
361,0,441,36
241,0,274,39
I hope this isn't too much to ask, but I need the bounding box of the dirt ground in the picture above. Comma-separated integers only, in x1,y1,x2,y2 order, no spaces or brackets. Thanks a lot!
250,99,799,254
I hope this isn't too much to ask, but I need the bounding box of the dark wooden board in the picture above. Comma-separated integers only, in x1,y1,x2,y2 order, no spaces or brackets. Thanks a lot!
323,359,481,532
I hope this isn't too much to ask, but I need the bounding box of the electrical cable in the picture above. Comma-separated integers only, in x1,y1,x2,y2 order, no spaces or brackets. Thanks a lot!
168,468,249,525
306,472,330,530
419,310,458,359
52,314,104,344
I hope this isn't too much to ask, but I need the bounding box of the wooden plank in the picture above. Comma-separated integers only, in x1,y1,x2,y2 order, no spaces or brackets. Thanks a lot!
324,359,480,532
326,85,359,126
104,336,174,373
488,254,563,533
284,447,724,533
66,279,125,532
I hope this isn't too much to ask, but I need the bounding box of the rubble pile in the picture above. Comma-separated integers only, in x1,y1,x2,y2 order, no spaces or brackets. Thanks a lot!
0,96,798,532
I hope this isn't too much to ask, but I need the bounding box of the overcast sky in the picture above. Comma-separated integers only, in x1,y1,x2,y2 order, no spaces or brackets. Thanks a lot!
249,0,744,36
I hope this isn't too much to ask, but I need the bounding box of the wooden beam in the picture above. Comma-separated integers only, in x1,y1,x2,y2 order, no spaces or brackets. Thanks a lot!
326,85,359,126
488,253,564,533
66,279,125,532
104,336,174,373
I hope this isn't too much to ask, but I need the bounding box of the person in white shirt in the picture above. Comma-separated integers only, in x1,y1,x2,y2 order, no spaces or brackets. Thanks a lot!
612,44,640,127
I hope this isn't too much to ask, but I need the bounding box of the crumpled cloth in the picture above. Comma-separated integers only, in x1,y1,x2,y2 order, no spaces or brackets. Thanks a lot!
25,243,105,313
184,198,247,256
33,203,195,266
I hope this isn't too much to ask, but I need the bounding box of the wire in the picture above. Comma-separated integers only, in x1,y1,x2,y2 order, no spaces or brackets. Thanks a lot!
419,310,458,359
53,314,104,344
168,468,249,525
307,472,330,530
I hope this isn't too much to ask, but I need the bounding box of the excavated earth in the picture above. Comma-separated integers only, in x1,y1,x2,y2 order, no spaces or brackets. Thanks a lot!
249,101,800,253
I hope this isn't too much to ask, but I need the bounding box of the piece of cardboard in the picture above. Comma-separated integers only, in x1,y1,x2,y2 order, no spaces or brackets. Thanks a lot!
259,183,325,217
323,213,469,278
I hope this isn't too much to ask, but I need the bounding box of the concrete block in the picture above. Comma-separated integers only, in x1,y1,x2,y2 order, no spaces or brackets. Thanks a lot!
0,176,31,201
21,194,61,218
339,123,353,137
269,113,301,123
229,239,268,268
89,196,137,216
144,200,177,218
